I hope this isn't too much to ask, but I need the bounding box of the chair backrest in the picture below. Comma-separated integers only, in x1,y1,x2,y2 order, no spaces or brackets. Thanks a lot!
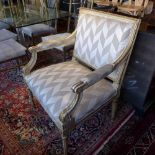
134,0,149,7
94,0,119,4
89,0,119,9
74,8,140,83
121,0,149,7
22,0,40,13
143,0,149,8
135,0,149,9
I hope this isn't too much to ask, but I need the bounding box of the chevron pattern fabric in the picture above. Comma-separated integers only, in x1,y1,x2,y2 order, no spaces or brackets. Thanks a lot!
74,14,133,70
25,60,116,129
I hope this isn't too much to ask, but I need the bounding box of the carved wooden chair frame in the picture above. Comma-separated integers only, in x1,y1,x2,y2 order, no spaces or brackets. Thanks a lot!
23,8,140,155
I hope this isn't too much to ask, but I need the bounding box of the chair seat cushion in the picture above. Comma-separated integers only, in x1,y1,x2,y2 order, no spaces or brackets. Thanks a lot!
42,33,75,51
25,60,116,129
0,29,17,42
0,21,10,30
22,24,56,37
0,39,26,62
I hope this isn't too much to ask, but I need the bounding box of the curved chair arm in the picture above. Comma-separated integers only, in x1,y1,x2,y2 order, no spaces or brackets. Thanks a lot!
30,30,76,53
72,64,114,93
23,30,76,75
59,64,114,123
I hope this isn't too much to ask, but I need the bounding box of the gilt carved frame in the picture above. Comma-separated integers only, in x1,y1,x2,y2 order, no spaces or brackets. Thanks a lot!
23,8,140,155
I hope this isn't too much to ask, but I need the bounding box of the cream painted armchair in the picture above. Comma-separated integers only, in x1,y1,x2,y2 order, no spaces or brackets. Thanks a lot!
23,8,140,155
117,0,149,17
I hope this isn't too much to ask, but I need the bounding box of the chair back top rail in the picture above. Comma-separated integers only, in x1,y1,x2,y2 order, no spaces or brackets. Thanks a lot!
120,0,149,7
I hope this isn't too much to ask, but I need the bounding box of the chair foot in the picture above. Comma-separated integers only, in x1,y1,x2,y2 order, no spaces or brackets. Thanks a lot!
62,134,68,155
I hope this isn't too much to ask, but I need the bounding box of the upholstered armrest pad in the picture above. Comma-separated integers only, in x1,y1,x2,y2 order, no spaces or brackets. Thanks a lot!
81,64,114,85
29,31,76,53
72,64,114,93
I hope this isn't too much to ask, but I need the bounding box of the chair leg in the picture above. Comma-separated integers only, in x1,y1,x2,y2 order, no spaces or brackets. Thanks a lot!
16,57,21,67
62,134,68,155
27,88,37,110
67,16,71,32
32,35,35,46
25,50,30,62
63,51,66,61
16,55,28,69
111,97,119,120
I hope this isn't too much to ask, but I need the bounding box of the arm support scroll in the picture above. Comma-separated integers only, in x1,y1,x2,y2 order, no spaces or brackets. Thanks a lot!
23,31,76,75
59,64,114,123
72,64,114,93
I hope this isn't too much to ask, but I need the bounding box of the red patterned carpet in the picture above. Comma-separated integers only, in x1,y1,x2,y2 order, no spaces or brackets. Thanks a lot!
0,60,134,155
98,99,155,155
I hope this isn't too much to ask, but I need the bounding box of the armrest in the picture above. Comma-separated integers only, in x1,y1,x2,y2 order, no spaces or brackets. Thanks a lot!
72,64,114,93
23,31,76,75
29,30,76,53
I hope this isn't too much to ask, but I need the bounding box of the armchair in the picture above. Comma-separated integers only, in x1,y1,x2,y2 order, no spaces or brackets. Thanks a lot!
94,0,119,7
23,8,140,155
117,0,149,17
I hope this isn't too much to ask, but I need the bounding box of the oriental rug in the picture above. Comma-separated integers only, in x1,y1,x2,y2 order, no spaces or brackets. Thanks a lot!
0,60,134,155
98,101,155,155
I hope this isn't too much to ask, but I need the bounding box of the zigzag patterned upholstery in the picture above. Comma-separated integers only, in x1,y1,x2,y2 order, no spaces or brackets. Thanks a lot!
24,8,140,154
74,14,132,69
74,14,133,81
25,60,116,129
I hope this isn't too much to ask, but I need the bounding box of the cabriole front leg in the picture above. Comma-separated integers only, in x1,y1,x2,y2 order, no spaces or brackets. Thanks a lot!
23,51,37,75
